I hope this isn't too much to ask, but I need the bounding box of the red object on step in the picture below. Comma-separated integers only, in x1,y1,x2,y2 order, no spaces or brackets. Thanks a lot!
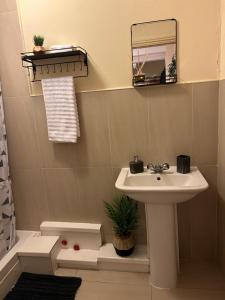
73,244,80,251
61,239,68,246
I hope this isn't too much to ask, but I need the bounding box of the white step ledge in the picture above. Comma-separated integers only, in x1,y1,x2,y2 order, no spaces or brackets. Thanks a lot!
17,235,59,257
41,222,101,233
55,243,149,273
57,249,98,267
99,243,149,265
40,221,102,251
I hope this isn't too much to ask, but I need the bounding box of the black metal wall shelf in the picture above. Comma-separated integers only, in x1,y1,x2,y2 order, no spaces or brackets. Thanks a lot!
21,46,88,82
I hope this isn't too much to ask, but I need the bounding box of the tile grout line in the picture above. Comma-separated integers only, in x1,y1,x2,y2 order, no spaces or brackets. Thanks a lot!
105,94,115,183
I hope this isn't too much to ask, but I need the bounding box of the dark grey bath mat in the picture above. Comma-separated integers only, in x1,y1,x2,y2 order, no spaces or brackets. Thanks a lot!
4,272,82,300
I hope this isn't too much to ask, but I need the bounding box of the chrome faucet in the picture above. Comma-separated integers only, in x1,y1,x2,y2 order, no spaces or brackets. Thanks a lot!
147,163,170,173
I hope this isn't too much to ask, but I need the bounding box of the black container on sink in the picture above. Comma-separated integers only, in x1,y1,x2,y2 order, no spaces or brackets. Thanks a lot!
177,155,191,174
129,155,144,174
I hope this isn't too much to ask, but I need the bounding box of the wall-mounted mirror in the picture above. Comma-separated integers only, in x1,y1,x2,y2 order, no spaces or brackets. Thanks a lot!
131,19,177,87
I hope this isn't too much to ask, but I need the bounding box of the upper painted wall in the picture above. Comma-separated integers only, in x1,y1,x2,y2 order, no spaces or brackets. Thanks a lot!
220,0,225,79
17,0,220,91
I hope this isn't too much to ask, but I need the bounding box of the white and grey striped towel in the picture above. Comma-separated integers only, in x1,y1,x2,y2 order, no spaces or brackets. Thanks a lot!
41,76,80,143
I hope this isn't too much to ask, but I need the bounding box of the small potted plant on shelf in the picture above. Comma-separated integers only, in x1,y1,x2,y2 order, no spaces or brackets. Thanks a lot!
33,35,45,53
104,194,139,257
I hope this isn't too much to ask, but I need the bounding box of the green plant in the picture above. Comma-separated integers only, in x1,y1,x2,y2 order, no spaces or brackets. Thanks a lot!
104,195,139,237
168,56,176,78
33,35,44,46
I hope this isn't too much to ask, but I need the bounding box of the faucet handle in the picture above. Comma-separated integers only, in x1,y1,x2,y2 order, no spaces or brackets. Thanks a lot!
147,163,155,170
147,162,170,173
162,163,170,170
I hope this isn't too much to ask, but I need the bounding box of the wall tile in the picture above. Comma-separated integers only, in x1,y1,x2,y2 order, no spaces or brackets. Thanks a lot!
0,11,29,97
6,0,17,11
190,191,217,245
76,167,114,243
42,168,80,221
133,204,147,245
177,201,191,260
189,165,218,260
179,166,218,261
4,96,41,169
218,80,225,174
193,81,218,165
11,168,48,230
0,1,9,13
107,88,149,167
191,238,216,261
31,96,80,168
75,91,111,167
217,165,225,202
32,91,111,168
148,83,193,164
0,0,17,13
218,79,225,270
218,198,225,271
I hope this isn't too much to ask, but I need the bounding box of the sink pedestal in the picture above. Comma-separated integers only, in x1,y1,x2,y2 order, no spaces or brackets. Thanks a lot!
145,203,178,289
115,166,209,289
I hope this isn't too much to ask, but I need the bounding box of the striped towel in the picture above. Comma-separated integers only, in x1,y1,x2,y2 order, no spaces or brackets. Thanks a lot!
41,76,80,143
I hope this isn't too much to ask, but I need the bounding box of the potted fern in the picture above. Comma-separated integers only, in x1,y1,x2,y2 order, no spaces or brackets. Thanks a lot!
33,35,45,53
104,195,139,257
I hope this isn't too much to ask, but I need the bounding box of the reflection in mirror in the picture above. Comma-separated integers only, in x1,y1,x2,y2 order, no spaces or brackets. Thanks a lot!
131,19,177,87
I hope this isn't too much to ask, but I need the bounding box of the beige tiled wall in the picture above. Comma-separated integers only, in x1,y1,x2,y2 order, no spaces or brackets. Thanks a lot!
0,1,219,260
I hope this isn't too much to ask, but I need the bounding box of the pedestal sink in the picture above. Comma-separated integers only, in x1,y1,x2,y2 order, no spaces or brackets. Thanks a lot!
115,166,208,289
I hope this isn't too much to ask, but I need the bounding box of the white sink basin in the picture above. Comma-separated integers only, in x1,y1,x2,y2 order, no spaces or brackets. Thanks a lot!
115,166,208,289
115,166,208,204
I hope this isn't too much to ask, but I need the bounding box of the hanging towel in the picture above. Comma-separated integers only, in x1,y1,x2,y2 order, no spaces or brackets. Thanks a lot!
41,76,80,143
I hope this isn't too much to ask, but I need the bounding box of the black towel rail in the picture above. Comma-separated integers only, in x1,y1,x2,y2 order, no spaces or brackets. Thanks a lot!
21,46,88,82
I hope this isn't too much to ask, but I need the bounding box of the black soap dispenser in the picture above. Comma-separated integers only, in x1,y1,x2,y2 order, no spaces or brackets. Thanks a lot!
129,155,144,174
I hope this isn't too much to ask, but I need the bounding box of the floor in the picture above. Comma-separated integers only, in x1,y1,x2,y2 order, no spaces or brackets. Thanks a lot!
55,262,225,300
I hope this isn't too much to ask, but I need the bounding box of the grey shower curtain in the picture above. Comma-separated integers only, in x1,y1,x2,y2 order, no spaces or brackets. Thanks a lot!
0,86,16,260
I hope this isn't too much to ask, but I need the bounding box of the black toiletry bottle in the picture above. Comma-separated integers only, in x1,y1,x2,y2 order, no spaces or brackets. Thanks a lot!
129,155,144,174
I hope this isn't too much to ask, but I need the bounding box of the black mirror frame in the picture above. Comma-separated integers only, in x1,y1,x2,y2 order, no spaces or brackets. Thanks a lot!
131,18,178,88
